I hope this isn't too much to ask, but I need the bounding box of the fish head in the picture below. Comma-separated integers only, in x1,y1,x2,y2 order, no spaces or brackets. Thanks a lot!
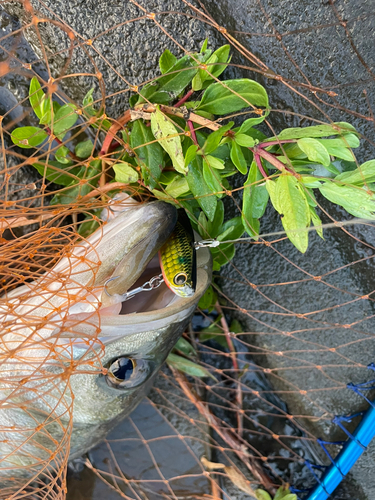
0,200,212,467
66,234,211,458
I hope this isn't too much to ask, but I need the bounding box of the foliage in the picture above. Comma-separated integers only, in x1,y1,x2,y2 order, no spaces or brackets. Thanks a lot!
256,486,297,500
11,41,375,309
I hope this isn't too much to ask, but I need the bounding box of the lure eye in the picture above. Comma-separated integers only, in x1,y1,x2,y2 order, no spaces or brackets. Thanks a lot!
174,272,188,285
105,356,150,389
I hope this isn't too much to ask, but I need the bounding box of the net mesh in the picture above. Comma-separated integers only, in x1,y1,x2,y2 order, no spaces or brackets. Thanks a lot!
0,0,375,499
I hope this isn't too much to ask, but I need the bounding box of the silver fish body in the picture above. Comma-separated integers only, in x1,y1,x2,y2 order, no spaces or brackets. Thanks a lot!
0,200,211,490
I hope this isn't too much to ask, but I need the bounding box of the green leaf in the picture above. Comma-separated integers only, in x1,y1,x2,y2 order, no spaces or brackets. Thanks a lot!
138,84,172,105
335,160,375,185
209,218,243,269
173,337,196,356
314,138,355,161
265,179,279,211
151,189,179,205
55,145,70,164
154,54,202,95
267,174,311,253
230,141,247,174
83,88,94,110
235,133,255,148
207,200,225,238
197,79,269,115
167,353,217,381
212,261,221,271
11,126,48,149
274,487,297,500
278,143,305,160
33,161,79,186
184,144,198,167
300,176,322,188
202,122,234,155
220,216,244,241
198,285,216,310
238,115,267,134
53,101,61,114
200,38,208,53
52,103,78,136
297,138,330,167
275,122,358,140
197,210,209,237
113,163,139,183
159,171,179,185
242,161,269,239
39,103,52,126
165,175,190,197
129,94,138,107
319,182,375,219
203,159,223,197
29,77,45,120
205,156,225,171
50,163,101,205
341,133,360,148
207,44,231,78
192,55,216,91
150,108,187,174
78,215,100,238
75,139,94,159
212,242,235,266
229,319,243,335
317,135,360,149
192,44,231,91
323,162,341,176
309,206,324,239
255,489,272,500
186,156,217,221
305,188,318,207
131,119,164,188
159,49,178,74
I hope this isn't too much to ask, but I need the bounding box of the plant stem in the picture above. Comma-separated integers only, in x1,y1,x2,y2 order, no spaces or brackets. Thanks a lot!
257,139,295,149
254,154,268,179
253,147,287,173
175,89,194,108
187,120,199,146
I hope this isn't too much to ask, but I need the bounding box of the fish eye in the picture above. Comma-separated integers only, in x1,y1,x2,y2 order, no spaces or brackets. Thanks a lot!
105,356,150,390
174,272,187,285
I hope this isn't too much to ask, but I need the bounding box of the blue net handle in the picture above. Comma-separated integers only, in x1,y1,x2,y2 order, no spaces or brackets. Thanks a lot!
306,365,375,500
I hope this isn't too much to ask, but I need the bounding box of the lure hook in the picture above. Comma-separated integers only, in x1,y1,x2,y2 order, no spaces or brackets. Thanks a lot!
104,273,164,301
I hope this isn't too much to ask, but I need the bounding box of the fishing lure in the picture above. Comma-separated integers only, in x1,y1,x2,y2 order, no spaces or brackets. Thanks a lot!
159,209,196,298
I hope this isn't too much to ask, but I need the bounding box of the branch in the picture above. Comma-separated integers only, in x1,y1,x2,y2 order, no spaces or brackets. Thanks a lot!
134,103,221,131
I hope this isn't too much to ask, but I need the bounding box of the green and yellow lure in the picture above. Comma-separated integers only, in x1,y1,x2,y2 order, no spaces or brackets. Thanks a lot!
159,209,196,297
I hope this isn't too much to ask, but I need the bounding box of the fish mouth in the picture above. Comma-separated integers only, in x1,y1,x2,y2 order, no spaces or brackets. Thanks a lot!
50,202,212,342
55,237,212,344
99,200,178,306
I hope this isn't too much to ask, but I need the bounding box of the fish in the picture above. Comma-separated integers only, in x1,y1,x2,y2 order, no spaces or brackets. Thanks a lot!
159,209,196,298
0,199,212,491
